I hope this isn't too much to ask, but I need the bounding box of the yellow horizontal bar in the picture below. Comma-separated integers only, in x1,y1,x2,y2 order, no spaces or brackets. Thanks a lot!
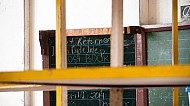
0,65,189,81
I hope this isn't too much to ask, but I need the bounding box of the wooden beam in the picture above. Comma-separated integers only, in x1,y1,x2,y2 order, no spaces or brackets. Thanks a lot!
136,88,147,106
135,32,146,66
56,0,67,69
111,0,123,105
172,0,179,106
40,31,51,106
56,0,67,106
135,28,147,106
24,0,30,70
139,0,149,24
172,0,178,65
110,88,123,106
43,91,50,106
24,0,33,106
111,0,123,67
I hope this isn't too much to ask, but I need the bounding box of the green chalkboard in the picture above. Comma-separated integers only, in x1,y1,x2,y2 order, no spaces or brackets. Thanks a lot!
49,35,135,67
146,29,190,106
48,34,136,106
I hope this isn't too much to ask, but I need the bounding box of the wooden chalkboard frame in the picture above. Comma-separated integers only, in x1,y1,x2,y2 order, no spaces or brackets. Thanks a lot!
140,21,190,32
39,27,146,106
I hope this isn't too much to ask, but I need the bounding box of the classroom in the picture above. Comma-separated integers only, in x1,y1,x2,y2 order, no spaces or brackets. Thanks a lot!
0,0,190,106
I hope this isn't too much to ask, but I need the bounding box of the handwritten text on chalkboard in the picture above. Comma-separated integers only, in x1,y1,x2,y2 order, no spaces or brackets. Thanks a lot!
49,35,135,67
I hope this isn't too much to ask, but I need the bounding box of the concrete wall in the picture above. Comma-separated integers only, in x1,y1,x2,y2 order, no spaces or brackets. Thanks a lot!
0,0,24,106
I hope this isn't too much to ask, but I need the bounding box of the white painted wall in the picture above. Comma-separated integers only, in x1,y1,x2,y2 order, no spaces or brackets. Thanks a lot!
0,92,24,106
0,0,24,71
149,0,173,24
180,0,190,5
0,0,24,106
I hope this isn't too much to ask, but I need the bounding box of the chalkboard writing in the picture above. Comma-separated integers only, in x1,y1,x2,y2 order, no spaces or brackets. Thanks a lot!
68,90,109,106
67,89,136,106
49,35,135,67
50,89,136,106
48,34,136,106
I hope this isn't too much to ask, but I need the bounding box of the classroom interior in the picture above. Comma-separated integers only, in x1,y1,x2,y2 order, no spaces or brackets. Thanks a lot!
0,0,190,106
